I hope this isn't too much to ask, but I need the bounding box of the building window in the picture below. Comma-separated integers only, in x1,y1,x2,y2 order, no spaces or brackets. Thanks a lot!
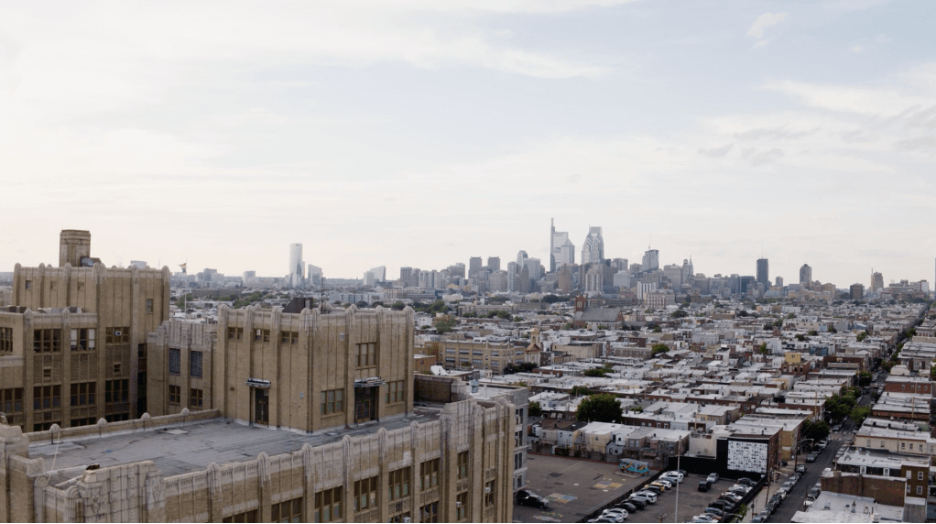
169,385,181,405
105,379,129,403
25,280,31,290
33,329,62,353
386,381,404,404
190,388,203,408
446,348,455,354
0,388,23,414
113,362,122,375
70,328,96,351
169,348,181,375
491,351,499,357
190,351,203,378
515,452,524,470
420,458,439,490
33,385,61,410
459,349,469,355
0,327,13,353
70,382,96,407
389,513,411,523
254,329,270,342
918,485,924,495
457,451,469,479
281,331,299,344
222,510,258,523
919,471,924,481
484,480,496,506
356,343,377,367
146,299,153,313
491,360,499,367
353,476,378,512
272,498,302,523
71,417,96,427
420,502,438,523
105,327,130,344
227,327,243,340
473,350,483,356
388,467,411,501
472,359,483,366
320,389,344,415
314,487,342,523
456,492,469,520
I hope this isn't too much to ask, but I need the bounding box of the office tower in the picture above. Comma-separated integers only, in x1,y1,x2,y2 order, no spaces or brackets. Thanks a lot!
775,276,783,288
581,227,604,264
850,283,865,300
288,243,304,287
683,258,694,279
549,219,574,272
611,258,628,272
641,249,659,272
871,272,884,292
307,264,322,286
756,258,769,287
799,264,812,284
364,266,386,285
487,257,500,272
584,265,604,293
469,257,483,277
399,267,412,285
507,261,518,291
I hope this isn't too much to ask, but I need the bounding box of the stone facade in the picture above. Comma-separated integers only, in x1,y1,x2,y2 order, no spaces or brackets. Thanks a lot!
0,230,170,432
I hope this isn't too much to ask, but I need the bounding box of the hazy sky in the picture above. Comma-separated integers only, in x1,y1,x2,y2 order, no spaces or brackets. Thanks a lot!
2,1,935,287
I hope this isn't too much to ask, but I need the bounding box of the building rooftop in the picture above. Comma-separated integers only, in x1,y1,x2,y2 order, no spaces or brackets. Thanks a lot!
32,410,441,487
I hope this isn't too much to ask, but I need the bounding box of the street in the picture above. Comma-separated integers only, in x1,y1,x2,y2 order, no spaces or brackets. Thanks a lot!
761,371,887,522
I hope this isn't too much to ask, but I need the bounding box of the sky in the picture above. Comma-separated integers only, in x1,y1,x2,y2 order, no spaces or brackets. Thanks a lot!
2,0,935,287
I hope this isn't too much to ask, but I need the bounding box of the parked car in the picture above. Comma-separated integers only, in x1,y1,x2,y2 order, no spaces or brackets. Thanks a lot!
708,500,730,511
832,424,842,432
632,491,657,504
796,464,807,474
617,502,638,513
775,487,788,500
753,510,770,522
600,508,628,521
806,452,818,462
704,507,725,519
790,473,801,484
698,480,711,492
766,500,779,514
737,477,756,487
642,485,664,495
517,489,550,509
707,472,720,483
661,471,684,483
623,497,646,510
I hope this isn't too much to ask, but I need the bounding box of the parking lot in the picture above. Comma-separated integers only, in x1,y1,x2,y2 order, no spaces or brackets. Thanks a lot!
512,454,647,522
634,473,743,523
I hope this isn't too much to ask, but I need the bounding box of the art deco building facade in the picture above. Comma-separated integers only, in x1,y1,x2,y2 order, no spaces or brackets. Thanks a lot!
0,231,170,432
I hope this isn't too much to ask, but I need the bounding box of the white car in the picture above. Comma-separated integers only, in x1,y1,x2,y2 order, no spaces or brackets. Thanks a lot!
706,473,719,483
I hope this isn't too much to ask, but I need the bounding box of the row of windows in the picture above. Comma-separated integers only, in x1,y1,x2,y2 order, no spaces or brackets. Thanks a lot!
34,329,62,353
30,328,129,353
168,349,203,378
168,386,204,408
357,343,377,367
0,388,23,413
70,328,96,351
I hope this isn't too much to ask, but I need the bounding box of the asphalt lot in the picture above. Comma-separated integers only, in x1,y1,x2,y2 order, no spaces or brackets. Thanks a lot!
636,473,739,523
512,454,646,523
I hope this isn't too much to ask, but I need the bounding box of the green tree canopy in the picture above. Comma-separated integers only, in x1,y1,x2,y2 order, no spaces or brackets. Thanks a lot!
576,394,623,423
528,401,542,417
857,371,872,387
583,368,608,377
433,316,456,334
391,301,405,310
651,344,670,357
849,406,871,425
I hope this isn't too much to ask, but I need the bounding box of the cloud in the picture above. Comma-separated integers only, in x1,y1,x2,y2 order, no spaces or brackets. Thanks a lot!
765,80,933,116
852,45,864,53
698,144,734,158
747,12,788,39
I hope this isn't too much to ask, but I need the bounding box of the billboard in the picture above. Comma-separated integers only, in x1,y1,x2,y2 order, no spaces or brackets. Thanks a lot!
727,439,768,474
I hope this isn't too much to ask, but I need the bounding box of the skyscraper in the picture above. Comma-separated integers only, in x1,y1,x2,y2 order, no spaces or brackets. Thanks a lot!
516,250,528,267
871,271,884,292
756,258,769,287
550,219,574,272
469,256,482,277
487,256,500,272
581,227,604,264
642,249,659,272
799,264,812,284
288,243,303,287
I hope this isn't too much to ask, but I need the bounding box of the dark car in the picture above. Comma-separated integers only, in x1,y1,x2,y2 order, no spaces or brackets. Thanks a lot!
642,485,663,495
708,500,730,511
516,489,550,509
625,497,647,509
617,502,638,513
737,477,756,487
704,507,725,519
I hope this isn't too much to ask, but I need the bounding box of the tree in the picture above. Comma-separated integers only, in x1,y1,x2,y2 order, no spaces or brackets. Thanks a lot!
542,294,563,304
802,420,830,442
807,330,818,336
528,401,542,417
433,316,456,334
795,334,808,342
651,344,670,357
758,343,768,355
390,301,405,310
849,406,871,425
857,371,872,387
583,368,607,377
737,310,749,317
570,385,592,397
576,394,623,423
652,326,662,333
671,310,689,318
857,332,868,342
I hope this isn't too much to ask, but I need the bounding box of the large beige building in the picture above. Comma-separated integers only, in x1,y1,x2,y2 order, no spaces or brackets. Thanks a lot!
0,231,519,523
0,231,170,432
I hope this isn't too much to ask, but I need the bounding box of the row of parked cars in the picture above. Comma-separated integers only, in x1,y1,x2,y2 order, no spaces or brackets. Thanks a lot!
690,477,757,523
587,469,687,522
751,468,812,522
